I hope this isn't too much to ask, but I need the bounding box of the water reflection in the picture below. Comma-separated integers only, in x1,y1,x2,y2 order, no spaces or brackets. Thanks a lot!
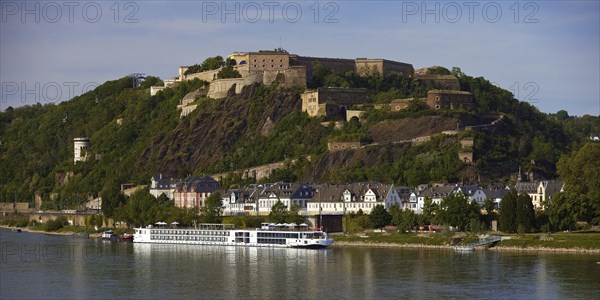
132,244,335,299
1,229,599,299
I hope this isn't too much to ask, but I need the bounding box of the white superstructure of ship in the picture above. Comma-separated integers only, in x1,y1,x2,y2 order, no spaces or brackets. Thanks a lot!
134,223,333,249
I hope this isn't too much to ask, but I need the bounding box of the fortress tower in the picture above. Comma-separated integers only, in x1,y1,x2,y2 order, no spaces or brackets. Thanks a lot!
74,137,90,163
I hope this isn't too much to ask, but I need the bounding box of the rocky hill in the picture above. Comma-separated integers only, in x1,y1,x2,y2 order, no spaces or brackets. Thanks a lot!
139,83,305,175
1,67,598,211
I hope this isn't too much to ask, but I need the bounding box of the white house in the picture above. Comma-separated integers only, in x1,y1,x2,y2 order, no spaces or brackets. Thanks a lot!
149,174,178,200
416,185,453,213
516,180,564,209
453,184,487,204
221,187,259,216
306,182,401,215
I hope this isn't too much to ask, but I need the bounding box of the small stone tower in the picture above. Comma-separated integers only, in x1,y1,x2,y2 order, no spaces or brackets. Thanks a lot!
74,137,90,163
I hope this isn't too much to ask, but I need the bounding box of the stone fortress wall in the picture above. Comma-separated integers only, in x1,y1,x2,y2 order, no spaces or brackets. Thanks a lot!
155,50,414,101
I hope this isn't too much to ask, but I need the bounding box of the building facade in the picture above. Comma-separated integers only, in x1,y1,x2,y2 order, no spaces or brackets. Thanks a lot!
173,176,221,209
149,174,179,200
426,90,474,110
74,137,90,163
301,87,368,118
306,183,402,215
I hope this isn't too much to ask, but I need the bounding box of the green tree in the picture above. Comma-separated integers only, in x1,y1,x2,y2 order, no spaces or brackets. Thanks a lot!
546,189,596,231
199,56,224,72
286,204,305,224
202,192,223,223
482,197,497,229
451,67,464,78
516,193,536,232
100,183,125,218
120,189,157,227
388,204,402,226
555,110,570,121
369,204,391,229
556,142,600,225
399,209,418,232
310,61,332,88
422,197,438,224
406,98,429,112
217,66,242,79
438,193,479,231
499,190,518,233
268,200,288,224
225,58,237,66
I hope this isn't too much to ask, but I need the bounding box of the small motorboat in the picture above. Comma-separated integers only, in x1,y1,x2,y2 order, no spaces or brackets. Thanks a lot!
120,233,134,241
101,230,116,240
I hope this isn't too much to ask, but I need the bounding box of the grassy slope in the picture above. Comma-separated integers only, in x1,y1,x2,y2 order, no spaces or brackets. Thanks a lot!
333,232,600,250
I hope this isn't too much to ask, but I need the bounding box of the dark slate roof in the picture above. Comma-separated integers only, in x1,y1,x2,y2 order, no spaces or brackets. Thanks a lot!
176,176,221,193
151,174,178,189
291,184,315,199
484,188,508,199
260,182,296,199
542,180,563,197
515,182,538,193
308,182,392,203
453,185,483,197
421,185,454,198
222,188,255,204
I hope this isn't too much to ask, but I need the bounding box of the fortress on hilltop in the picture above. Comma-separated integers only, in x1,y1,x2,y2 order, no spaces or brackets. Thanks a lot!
149,50,474,119
150,49,414,99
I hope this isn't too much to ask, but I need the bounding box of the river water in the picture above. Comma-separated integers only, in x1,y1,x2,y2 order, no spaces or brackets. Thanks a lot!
1,228,599,299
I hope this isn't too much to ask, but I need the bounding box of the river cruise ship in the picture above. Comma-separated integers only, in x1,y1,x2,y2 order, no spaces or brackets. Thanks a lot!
133,223,334,249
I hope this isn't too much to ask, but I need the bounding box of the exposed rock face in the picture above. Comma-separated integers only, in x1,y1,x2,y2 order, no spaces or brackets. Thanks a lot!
138,84,302,175
369,116,458,143
261,117,275,136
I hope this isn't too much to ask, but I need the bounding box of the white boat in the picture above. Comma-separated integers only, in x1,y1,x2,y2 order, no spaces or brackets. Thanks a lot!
101,230,116,240
454,245,475,252
133,223,333,249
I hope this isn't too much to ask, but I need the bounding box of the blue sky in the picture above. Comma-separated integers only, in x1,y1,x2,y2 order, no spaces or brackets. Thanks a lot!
1,1,599,116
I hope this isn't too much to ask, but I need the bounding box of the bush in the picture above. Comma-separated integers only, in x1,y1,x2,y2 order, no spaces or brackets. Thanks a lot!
44,216,69,231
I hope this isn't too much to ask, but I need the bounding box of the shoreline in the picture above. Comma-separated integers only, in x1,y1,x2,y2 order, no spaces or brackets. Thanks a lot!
331,240,600,254
0,225,101,238
3,225,599,254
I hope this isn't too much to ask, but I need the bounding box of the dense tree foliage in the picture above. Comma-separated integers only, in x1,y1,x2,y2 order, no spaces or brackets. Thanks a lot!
437,193,479,231
217,66,242,79
499,190,518,233
499,190,536,233
100,182,126,218
515,193,536,233
184,56,225,75
388,205,421,232
547,142,600,229
369,204,392,229
113,189,200,228
201,192,223,223
267,201,305,224
0,77,206,207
